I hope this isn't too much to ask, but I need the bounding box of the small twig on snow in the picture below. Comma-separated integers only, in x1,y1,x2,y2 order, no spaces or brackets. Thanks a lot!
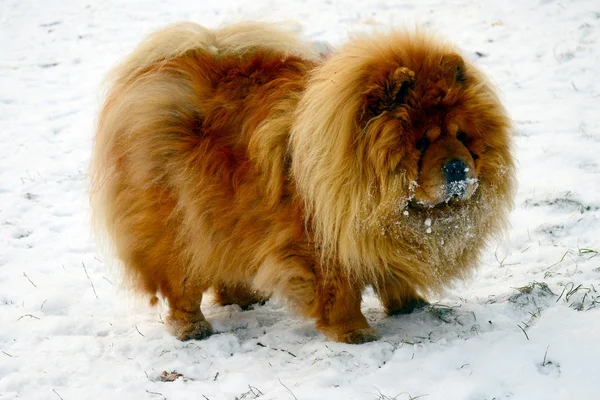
17,314,40,321
256,342,296,357
23,272,37,288
157,350,170,358
82,262,98,299
135,325,145,337
571,81,579,92
372,387,430,400
279,348,297,358
145,389,165,399
248,385,264,397
52,389,64,400
494,247,519,268
278,379,298,400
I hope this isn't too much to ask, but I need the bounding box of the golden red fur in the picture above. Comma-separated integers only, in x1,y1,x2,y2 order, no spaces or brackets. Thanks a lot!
90,21,515,344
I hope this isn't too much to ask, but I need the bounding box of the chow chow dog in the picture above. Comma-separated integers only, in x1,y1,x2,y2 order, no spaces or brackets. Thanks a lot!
90,21,515,344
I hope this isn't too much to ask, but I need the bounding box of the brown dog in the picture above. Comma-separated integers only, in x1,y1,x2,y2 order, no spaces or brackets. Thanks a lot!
90,22,515,344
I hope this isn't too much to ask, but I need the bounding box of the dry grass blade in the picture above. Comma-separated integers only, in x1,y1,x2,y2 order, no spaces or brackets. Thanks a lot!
513,281,555,296
278,379,298,400
17,314,40,321
82,262,98,299
145,389,165,399
135,325,145,337
23,272,37,288
517,324,530,340
542,345,551,366
372,387,429,400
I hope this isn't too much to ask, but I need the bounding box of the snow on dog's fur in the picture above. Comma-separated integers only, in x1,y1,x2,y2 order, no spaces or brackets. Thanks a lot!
90,21,515,343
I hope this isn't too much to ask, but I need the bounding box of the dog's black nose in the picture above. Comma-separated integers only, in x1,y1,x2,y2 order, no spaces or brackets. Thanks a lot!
443,159,467,183
443,159,468,198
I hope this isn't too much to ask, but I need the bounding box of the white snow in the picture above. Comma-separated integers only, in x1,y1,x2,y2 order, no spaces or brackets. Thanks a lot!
424,218,432,234
1,0,600,399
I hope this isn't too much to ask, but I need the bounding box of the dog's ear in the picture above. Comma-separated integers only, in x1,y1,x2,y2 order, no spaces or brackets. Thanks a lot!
440,53,467,84
364,66,415,117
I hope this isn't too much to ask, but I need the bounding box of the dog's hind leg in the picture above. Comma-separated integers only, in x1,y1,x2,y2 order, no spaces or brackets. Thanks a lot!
163,278,213,341
116,245,213,340
112,220,213,340
212,282,269,310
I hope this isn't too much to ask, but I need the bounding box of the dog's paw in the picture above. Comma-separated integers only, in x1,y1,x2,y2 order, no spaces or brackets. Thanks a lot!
169,317,213,341
385,297,430,316
338,327,380,344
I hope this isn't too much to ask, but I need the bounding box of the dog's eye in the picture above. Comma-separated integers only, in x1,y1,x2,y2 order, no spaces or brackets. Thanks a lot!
416,137,429,152
456,131,468,145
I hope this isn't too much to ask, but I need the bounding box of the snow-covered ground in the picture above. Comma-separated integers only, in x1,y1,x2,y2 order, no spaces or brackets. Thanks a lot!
1,0,599,399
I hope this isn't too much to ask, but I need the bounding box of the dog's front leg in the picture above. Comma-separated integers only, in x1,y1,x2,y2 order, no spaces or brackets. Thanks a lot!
375,275,429,316
313,275,379,344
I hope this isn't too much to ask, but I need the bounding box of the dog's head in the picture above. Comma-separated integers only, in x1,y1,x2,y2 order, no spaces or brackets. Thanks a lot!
291,29,515,277
359,51,503,208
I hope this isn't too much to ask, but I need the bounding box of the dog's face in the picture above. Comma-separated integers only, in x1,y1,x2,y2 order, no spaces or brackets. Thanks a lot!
359,52,512,212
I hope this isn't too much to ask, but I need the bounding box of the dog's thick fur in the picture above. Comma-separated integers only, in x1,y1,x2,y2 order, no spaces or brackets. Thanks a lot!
90,21,515,344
